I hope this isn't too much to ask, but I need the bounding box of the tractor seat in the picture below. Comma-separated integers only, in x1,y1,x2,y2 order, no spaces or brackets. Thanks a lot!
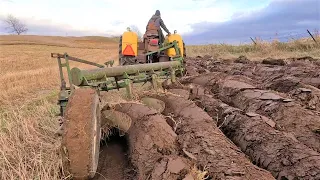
145,29,159,37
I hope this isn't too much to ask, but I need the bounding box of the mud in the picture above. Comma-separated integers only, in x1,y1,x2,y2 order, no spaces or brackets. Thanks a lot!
147,89,275,180
262,76,320,111
93,130,132,180
185,56,320,89
188,92,320,179
61,88,101,179
180,72,320,153
65,55,320,180
111,103,195,180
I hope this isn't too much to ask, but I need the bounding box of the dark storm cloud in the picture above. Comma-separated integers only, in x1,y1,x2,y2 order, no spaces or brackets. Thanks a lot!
183,0,320,45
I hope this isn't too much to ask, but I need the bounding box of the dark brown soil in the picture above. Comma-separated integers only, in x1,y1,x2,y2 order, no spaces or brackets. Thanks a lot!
93,130,132,180
112,103,195,180
188,92,320,179
158,55,320,179
146,89,275,180
262,58,286,66
187,56,320,89
180,73,320,153
187,57,320,112
262,76,320,111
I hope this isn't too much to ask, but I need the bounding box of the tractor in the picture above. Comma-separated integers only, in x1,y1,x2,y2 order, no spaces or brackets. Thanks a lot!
118,28,186,65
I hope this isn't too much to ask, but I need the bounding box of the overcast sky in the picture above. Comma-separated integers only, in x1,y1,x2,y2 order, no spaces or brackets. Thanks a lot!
0,0,319,44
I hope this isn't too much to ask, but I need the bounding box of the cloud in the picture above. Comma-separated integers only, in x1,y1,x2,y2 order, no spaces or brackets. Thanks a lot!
0,0,262,37
2,0,315,45
183,0,320,45
0,14,107,36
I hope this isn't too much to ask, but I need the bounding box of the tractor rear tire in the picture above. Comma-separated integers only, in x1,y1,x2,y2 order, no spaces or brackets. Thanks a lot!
61,88,101,179
119,36,123,65
183,41,186,58
120,56,137,66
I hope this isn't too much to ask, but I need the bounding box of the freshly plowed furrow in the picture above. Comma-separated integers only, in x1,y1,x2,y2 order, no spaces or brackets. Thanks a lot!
186,57,320,89
180,73,320,153
185,56,320,110
147,89,275,180
252,65,320,88
216,63,320,112
188,93,320,180
188,59,320,112
109,103,194,180
261,76,320,112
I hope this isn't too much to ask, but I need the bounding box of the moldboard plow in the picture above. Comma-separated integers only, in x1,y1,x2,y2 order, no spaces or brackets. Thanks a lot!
52,31,186,179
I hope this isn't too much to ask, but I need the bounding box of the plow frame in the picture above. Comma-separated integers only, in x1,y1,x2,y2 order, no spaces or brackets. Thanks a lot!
52,39,185,179
51,40,184,116
51,52,114,116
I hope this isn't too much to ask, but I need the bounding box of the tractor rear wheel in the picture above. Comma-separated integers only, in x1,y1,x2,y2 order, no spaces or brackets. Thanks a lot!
120,56,137,65
61,88,101,179
118,36,123,65
183,41,186,58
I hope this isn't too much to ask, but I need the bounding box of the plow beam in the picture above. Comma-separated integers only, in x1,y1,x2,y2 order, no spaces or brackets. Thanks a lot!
70,61,182,86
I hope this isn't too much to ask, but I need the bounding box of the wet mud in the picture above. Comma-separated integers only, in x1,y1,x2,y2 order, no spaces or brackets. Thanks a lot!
112,103,195,180
188,92,320,180
146,89,275,180
79,55,320,180
179,72,320,153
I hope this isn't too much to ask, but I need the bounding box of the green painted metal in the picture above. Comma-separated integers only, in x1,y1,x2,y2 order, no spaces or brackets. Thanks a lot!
64,54,75,90
52,39,185,115
145,41,175,56
70,61,182,86
124,79,132,99
145,40,181,58
51,53,105,68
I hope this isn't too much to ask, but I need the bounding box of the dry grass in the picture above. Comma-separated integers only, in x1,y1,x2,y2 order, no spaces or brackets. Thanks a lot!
0,35,119,49
0,35,119,179
0,92,61,179
189,165,209,180
0,35,119,106
0,34,318,179
186,35,320,60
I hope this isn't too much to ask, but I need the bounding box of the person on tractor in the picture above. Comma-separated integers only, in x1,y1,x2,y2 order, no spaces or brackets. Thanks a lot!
146,10,171,45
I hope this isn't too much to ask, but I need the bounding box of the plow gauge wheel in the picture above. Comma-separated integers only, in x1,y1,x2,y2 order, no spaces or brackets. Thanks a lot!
61,88,101,179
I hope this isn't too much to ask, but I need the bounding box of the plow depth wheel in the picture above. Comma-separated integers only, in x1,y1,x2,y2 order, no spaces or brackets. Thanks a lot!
61,88,101,179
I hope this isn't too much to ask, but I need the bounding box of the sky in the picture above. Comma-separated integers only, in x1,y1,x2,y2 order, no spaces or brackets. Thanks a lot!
0,0,319,44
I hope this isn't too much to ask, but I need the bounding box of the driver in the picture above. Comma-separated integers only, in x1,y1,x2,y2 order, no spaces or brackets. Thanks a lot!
146,10,171,44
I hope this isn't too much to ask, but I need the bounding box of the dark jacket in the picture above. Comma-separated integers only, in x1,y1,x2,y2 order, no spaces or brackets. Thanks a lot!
146,14,170,34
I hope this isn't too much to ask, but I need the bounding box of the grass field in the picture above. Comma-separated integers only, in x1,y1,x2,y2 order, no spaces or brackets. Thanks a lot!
187,36,320,60
0,35,120,179
0,34,319,179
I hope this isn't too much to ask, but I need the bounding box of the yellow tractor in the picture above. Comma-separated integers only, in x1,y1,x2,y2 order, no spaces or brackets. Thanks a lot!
118,28,186,65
